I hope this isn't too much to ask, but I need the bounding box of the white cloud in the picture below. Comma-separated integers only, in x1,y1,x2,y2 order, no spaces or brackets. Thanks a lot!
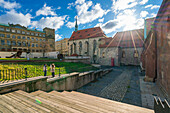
57,6,61,9
98,18,104,22
55,34,63,41
145,4,152,8
97,9,144,34
66,21,75,28
140,11,148,17
0,0,21,9
66,1,108,28
151,5,160,9
75,0,85,4
32,16,67,30
36,3,56,16
139,0,149,5
0,9,32,26
151,13,156,17
67,3,74,10
145,4,160,9
112,0,138,12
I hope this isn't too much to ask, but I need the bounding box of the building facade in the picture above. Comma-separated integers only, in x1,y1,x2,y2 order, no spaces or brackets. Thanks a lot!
55,38,69,56
99,29,144,66
68,27,107,63
142,0,170,97
141,17,156,82
0,23,55,54
155,0,170,96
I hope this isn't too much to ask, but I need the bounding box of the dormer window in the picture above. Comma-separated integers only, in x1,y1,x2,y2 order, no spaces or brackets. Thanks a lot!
35,33,38,36
6,28,10,32
79,35,82,37
22,31,25,34
17,30,21,33
12,29,15,33
87,34,90,36
0,27,4,31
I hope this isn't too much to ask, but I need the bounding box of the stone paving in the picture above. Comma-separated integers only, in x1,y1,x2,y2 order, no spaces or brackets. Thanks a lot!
99,69,132,101
77,66,167,110
77,66,134,102
140,76,167,109
122,67,142,107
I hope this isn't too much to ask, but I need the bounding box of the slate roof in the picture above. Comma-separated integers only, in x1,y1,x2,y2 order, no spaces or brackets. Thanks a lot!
69,27,106,41
99,29,144,48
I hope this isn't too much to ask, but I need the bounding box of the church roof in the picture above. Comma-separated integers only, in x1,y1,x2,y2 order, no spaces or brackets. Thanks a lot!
99,29,144,48
69,27,106,41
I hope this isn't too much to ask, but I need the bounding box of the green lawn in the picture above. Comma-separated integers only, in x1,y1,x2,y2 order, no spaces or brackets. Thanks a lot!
0,62,98,81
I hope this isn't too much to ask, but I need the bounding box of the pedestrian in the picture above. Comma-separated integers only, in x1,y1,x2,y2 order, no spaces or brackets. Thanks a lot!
50,63,55,77
43,64,47,76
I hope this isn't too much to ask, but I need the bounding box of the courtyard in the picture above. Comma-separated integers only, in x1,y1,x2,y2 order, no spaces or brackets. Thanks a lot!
77,66,167,109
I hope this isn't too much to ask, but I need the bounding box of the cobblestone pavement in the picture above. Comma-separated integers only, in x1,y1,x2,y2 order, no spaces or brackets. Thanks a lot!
122,67,142,107
77,66,168,109
77,66,139,103
139,76,168,109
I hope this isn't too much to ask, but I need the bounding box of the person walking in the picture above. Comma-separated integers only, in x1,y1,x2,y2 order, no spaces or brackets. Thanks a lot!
43,64,47,76
50,63,55,77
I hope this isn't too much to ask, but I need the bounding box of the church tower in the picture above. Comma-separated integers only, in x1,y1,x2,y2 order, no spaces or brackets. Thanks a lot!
75,16,78,32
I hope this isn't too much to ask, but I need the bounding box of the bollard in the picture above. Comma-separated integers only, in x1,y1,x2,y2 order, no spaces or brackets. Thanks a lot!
25,68,27,80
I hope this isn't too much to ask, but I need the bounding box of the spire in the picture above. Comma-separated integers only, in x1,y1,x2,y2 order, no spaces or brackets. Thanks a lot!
75,16,78,32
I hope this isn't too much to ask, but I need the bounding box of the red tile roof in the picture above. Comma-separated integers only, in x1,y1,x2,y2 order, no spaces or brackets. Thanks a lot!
69,27,106,41
99,29,144,48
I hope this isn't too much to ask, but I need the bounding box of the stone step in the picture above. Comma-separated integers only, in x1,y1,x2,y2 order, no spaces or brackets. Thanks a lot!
0,95,39,113
15,90,80,113
0,96,19,113
49,91,122,113
64,91,154,113
5,92,52,113
32,90,109,113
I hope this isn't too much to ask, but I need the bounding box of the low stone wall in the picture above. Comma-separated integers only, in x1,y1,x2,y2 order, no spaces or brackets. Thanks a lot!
0,69,112,94
0,58,90,64
0,76,47,94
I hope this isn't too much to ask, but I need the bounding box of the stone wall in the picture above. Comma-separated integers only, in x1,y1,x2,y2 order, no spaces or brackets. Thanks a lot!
120,47,143,65
0,76,47,94
0,69,112,94
68,37,105,63
99,47,119,66
155,0,170,96
0,52,43,58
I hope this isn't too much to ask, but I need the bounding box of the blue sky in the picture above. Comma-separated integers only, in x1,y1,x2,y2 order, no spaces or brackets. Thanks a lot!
0,0,162,41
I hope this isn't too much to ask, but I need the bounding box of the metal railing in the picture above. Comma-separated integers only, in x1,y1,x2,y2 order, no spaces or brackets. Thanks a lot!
154,96,170,113
0,66,98,83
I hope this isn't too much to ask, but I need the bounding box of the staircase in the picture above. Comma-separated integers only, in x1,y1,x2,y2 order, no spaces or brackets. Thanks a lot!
0,90,154,113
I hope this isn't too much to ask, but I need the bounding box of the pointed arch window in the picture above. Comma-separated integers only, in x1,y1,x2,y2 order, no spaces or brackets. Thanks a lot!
122,51,125,58
134,50,139,58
